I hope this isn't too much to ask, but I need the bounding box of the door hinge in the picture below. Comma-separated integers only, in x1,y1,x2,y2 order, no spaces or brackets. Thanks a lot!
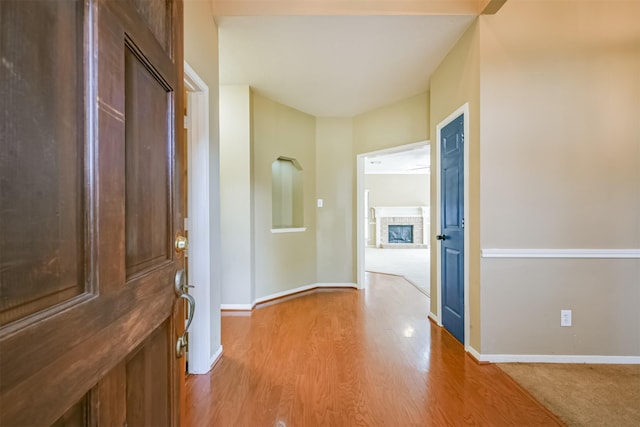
462,218,465,228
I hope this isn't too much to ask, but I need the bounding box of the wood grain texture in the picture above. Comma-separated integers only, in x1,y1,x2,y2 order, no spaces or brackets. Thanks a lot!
51,395,87,427
0,0,185,424
186,273,564,426
128,0,171,54
0,0,86,327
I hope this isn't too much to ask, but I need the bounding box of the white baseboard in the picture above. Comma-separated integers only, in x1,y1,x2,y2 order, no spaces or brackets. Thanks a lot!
220,303,253,311
314,282,359,289
428,311,441,325
189,345,223,375
469,351,640,364
222,283,359,312
466,345,482,361
209,345,224,369
254,282,358,305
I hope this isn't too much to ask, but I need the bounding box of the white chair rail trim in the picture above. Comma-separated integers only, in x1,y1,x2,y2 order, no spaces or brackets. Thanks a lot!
481,249,640,259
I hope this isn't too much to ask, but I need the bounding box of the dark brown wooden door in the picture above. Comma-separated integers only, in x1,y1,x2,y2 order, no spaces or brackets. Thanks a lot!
0,0,185,425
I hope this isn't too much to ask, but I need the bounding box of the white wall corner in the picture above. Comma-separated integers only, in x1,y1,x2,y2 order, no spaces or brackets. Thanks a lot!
189,345,223,375
466,345,482,362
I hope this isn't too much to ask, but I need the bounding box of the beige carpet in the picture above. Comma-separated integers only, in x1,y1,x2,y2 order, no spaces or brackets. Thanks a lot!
365,247,429,296
498,363,640,426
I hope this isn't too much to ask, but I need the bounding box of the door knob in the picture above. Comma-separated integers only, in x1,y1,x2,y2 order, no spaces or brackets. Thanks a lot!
436,234,446,240
174,269,195,358
175,293,195,358
174,269,194,295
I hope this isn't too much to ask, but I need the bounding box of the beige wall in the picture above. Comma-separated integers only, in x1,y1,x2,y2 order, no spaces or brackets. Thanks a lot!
429,21,481,349
220,85,253,304
353,92,430,155
478,1,640,356
246,93,430,289
365,174,430,207
252,93,317,297
183,0,221,358
316,118,354,283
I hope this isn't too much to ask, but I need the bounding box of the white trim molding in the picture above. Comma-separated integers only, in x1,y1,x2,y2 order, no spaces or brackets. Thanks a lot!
220,303,253,311
428,312,441,326
209,345,224,370
189,345,224,375
468,351,640,364
254,282,358,305
184,61,215,377
482,249,640,259
221,283,359,311
271,227,307,234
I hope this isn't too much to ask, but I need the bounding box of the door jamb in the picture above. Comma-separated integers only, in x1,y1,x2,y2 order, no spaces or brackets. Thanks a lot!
435,103,470,349
184,61,217,374
356,140,429,289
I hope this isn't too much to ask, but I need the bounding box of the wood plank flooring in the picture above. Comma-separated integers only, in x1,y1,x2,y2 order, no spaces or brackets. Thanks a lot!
185,273,562,426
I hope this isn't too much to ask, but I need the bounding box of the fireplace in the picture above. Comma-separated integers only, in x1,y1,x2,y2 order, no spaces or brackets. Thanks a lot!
388,225,413,243
372,206,428,249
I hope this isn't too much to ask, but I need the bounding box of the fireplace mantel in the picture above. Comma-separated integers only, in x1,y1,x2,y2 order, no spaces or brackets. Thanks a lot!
374,206,427,218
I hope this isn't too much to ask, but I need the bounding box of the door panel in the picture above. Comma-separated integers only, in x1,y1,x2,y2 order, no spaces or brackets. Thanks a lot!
126,319,172,426
0,0,86,327
0,0,185,424
124,44,171,277
440,114,465,344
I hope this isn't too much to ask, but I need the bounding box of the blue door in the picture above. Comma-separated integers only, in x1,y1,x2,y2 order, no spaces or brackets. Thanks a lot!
438,114,465,343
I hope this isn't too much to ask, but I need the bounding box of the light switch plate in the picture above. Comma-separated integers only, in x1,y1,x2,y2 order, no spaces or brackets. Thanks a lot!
317,199,323,208
561,310,572,327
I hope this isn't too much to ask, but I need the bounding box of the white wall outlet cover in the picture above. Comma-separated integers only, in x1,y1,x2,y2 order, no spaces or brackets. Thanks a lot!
561,309,572,327
317,199,323,208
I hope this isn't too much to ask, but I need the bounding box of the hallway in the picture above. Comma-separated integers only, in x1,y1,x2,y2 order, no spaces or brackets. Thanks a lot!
185,273,560,426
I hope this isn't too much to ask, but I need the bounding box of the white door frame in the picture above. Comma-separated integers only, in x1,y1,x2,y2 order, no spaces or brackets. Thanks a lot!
356,140,429,289
434,103,470,349
184,62,217,374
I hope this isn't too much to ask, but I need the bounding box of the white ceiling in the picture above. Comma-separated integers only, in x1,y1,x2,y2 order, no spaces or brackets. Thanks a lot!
365,145,430,175
217,15,476,117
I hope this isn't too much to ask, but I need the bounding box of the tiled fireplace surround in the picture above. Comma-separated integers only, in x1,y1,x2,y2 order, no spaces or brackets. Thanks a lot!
373,207,428,249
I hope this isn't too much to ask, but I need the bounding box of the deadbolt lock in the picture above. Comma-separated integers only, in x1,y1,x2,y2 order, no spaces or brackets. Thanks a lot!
175,234,188,253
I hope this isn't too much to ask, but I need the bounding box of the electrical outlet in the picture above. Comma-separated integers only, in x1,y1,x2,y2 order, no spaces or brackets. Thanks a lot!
317,199,323,208
561,310,572,327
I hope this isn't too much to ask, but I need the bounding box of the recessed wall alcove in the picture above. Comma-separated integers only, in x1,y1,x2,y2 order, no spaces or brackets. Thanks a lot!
272,156,303,230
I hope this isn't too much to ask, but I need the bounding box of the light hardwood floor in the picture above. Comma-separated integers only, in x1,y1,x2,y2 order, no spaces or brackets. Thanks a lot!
185,273,562,426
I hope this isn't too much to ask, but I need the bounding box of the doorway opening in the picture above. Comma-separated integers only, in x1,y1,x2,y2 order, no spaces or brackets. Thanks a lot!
184,62,220,374
434,103,470,347
357,141,430,298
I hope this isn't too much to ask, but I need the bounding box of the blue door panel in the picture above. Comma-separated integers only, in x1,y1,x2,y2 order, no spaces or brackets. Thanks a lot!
443,166,460,228
440,114,465,344
444,248,462,313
